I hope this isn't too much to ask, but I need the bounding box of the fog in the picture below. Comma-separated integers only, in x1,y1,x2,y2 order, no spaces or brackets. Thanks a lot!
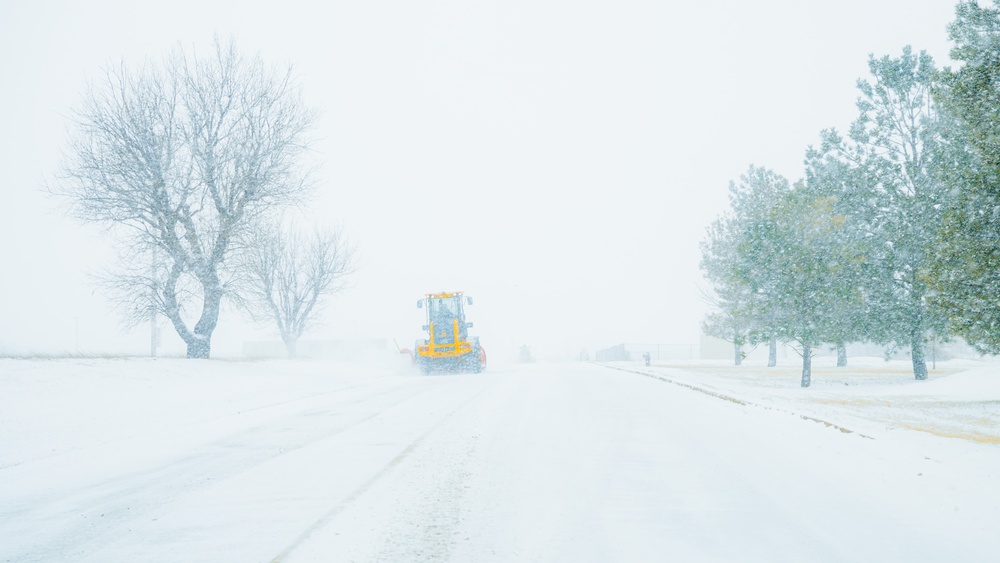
0,1,955,360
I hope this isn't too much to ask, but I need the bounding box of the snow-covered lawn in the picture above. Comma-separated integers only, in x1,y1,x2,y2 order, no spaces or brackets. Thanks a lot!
1,356,998,562
632,356,1000,445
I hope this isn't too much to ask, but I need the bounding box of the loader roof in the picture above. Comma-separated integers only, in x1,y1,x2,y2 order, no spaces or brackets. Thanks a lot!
425,291,464,299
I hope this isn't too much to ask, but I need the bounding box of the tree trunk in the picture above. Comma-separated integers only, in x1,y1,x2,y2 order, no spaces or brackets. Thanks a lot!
185,280,223,359
733,342,742,366
162,268,222,360
837,341,847,367
912,329,928,380
768,337,777,367
284,335,298,358
166,306,216,359
186,337,211,359
910,273,928,380
801,342,812,388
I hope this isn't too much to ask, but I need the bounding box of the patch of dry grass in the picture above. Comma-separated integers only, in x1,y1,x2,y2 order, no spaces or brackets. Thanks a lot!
899,424,1000,445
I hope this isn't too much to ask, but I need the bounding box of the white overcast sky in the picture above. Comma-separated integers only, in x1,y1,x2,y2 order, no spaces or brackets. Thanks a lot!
0,0,958,358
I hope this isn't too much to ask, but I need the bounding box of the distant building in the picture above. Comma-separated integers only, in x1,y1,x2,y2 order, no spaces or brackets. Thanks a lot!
596,343,697,361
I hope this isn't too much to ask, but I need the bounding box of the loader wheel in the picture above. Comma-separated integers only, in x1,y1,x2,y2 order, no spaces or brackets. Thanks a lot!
415,356,431,375
465,348,483,373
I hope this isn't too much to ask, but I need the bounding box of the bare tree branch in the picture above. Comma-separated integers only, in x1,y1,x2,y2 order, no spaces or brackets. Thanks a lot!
238,220,358,357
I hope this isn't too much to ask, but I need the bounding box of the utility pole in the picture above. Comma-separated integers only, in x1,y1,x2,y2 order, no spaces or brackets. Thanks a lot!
150,310,157,357
150,245,158,357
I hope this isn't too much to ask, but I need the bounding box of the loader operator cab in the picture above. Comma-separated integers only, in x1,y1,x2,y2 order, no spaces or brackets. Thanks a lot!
430,296,458,320
419,293,473,344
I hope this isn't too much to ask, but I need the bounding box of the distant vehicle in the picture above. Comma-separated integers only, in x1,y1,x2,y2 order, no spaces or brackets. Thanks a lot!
519,344,535,363
413,291,486,374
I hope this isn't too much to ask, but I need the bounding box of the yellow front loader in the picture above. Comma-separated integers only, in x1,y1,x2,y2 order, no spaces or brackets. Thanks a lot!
413,291,485,374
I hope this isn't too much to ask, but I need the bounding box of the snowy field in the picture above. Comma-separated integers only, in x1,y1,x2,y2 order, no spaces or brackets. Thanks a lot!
1,356,998,562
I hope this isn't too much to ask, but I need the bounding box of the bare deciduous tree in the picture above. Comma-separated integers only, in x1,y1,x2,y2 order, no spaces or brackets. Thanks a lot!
240,223,356,358
57,39,316,358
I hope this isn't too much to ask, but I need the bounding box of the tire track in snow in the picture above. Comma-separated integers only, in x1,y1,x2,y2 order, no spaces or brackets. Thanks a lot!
269,376,499,563
0,375,454,563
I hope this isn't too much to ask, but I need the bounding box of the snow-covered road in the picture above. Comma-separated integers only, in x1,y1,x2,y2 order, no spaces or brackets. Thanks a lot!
2,359,998,562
